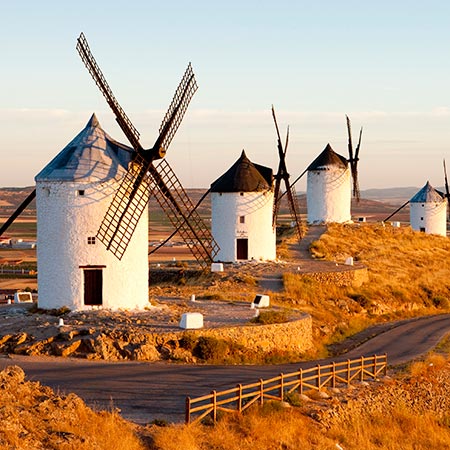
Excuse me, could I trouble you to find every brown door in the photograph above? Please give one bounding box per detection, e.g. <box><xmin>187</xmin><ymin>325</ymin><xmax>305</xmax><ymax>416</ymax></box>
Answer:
<box><xmin>84</xmin><ymin>269</ymin><xmax>103</xmax><ymax>306</ymax></box>
<box><xmin>236</xmin><ymin>238</ymin><xmax>248</xmax><ymax>260</ymax></box>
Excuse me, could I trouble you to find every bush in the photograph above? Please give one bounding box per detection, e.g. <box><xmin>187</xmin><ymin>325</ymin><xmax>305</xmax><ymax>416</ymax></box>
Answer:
<box><xmin>193</xmin><ymin>337</ymin><xmax>229</xmax><ymax>361</ymax></box>
<box><xmin>250</xmin><ymin>310</ymin><xmax>290</xmax><ymax>325</ymax></box>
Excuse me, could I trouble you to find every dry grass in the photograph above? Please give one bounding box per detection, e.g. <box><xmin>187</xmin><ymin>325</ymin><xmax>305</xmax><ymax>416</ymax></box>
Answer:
<box><xmin>152</xmin><ymin>354</ymin><xmax>450</xmax><ymax>450</ymax></box>
<box><xmin>0</xmin><ymin>366</ymin><xmax>146</xmax><ymax>450</ymax></box>
<box><xmin>280</xmin><ymin>223</ymin><xmax>450</xmax><ymax>353</ymax></box>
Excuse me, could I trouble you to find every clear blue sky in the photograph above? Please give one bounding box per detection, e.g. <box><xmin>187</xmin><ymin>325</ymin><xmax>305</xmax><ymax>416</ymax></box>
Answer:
<box><xmin>2</xmin><ymin>0</ymin><xmax>450</xmax><ymax>191</ymax></box>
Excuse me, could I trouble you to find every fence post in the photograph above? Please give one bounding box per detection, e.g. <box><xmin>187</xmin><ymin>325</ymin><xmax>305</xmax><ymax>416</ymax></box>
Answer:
<box><xmin>280</xmin><ymin>373</ymin><xmax>284</xmax><ymax>401</ymax></box>
<box><xmin>212</xmin><ymin>390</ymin><xmax>217</xmax><ymax>422</ymax></box>
<box><xmin>185</xmin><ymin>397</ymin><xmax>191</xmax><ymax>424</ymax></box>
<box><xmin>373</xmin><ymin>354</ymin><xmax>377</xmax><ymax>379</ymax></box>
<box><xmin>384</xmin><ymin>353</ymin><xmax>388</xmax><ymax>376</ymax></box>
<box><xmin>317</xmin><ymin>364</ymin><xmax>321</xmax><ymax>390</ymax></box>
<box><xmin>299</xmin><ymin>368</ymin><xmax>303</xmax><ymax>395</ymax></box>
<box><xmin>259</xmin><ymin>379</ymin><xmax>264</xmax><ymax>406</ymax></box>
<box><xmin>347</xmin><ymin>359</ymin><xmax>350</xmax><ymax>386</ymax></box>
<box><xmin>360</xmin><ymin>356</ymin><xmax>364</xmax><ymax>382</ymax></box>
<box><xmin>332</xmin><ymin>362</ymin><xmax>336</xmax><ymax>388</ymax></box>
<box><xmin>237</xmin><ymin>384</ymin><xmax>242</xmax><ymax>412</ymax></box>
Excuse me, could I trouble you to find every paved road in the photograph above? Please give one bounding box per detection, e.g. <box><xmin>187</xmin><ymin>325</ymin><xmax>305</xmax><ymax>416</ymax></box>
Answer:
<box><xmin>0</xmin><ymin>314</ymin><xmax>449</xmax><ymax>424</ymax></box>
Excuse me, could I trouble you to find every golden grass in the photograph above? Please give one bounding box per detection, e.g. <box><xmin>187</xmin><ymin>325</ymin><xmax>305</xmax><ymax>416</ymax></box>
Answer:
<box><xmin>279</xmin><ymin>224</ymin><xmax>450</xmax><ymax>353</ymax></box>
<box><xmin>152</xmin><ymin>355</ymin><xmax>450</xmax><ymax>450</ymax></box>
<box><xmin>0</xmin><ymin>366</ymin><xmax>146</xmax><ymax>450</ymax></box>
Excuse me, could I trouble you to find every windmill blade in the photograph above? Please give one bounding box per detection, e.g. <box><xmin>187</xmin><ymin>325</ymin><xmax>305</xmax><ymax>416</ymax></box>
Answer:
<box><xmin>444</xmin><ymin>159</ymin><xmax>450</xmax><ymax>199</ymax></box>
<box><xmin>355</xmin><ymin>126</ymin><xmax>363</xmax><ymax>161</ymax></box>
<box><xmin>444</xmin><ymin>159</ymin><xmax>450</xmax><ymax>220</ymax></box>
<box><xmin>96</xmin><ymin>154</ymin><xmax>151</xmax><ymax>259</ymax></box>
<box><xmin>383</xmin><ymin>200</ymin><xmax>410</xmax><ymax>223</ymax></box>
<box><xmin>154</xmin><ymin>63</ymin><xmax>198</xmax><ymax>157</ymax></box>
<box><xmin>346</xmin><ymin>116</ymin><xmax>361</xmax><ymax>201</ymax></box>
<box><xmin>284</xmin><ymin>182</ymin><xmax>303</xmax><ymax>239</ymax></box>
<box><xmin>0</xmin><ymin>190</ymin><xmax>36</xmax><ymax>238</ymax></box>
<box><xmin>346</xmin><ymin>115</ymin><xmax>353</xmax><ymax>162</ymax></box>
<box><xmin>271</xmin><ymin>106</ymin><xmax>285</xmax><ymax>224</ymax></box>
<box><xmin>76</xmin><ymin>32</ymin><xmax>142</xmax><ymax>152</ymax></box>
<box><xmin>149</xmin><ymin>188</ymin><xmax>211</xmax><ymax>256</ymax></box>
<box><xmin>149</xmin><ymin>159</ymin><xmax>219</xmax><ymax>267</ymax></box>
<box><xmin>97</xmin><ymin>153</ymin><xmax>219</xmax><ymax>266</ymax></box>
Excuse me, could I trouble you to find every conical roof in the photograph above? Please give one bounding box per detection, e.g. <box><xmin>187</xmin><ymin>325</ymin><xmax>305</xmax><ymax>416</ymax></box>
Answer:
<box><xmin>210</xmin><ymin>150</ymin><xmax>273</xmax><ymax>192</ymax></box>
<box><xmin>307</xmin><ymin>143</ymin><xmax>348</xmax><ymax>171</ymax></box>
<box><xmin>410</xmin><ymin>181</ymin><xmax>445</xmax><ymax>203</ymax></box>
<box><xmin>35</xmin><ymin>114</ymin><xmax>134</xmax><ymax>183</ymax></box>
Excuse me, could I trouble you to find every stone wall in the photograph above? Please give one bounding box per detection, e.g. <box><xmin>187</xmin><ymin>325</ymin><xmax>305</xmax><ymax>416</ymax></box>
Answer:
<box><xmin>301</xmin><ymin>266</ymin><xmax>368</xmax><ymax>288</ymax></box>
<box><xmin>192</xmin><ymin>313</ymin><xmax>313</xmax><ymax>353</ymax></box>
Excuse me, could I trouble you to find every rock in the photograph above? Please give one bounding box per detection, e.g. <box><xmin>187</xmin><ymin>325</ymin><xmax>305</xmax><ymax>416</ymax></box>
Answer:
<box><xmin>131</xmin><ymin>343</ymin><xmax>160</xmax><ymax>361</ymax></box>
<box><xmin>0</xmin><ymin>334</ymin><xmax>13</xmax><ymax>347</ymax></box>
<box><xmin>14</xmin><ymin>332</ymin><xmax>28</xmax><ymax>346</ymax></box>
<box><xmin>317</xmin><ymin>391</ymin><xmax>331</xmax><ymax>399</ymax></box>
<box><xmin>52</xmin><ymin>340</ymin><xmax>82</xmax><ymax>357</ymax></box>
<box><xmin>0</xmin><ymin>365</ymin><xmax>25</xmax><ymax>385</ymax></box>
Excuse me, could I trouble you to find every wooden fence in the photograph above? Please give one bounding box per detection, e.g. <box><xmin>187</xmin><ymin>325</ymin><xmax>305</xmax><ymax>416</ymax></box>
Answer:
<box><xmin>185</xmin><ymin>354</ymin><xmax>387</xmax><ymax>424</ymax></box>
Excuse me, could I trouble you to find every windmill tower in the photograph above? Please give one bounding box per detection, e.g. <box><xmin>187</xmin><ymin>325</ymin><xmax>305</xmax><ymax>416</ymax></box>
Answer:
<box><xmin>0</xmin><ymin>33</ymin><xmax>218</xmax><ymax>310</ymax></box>
<box><xmin>306</xmin><ymin>116</ymin><xmax>362</xmax><ymax>224</ymax></box>
<box><xmin>35</xmin><ymin>114</ymin><xmax>149</xmax><ymax>310</ymax></box>
<box><xmin>410</xmin><ymin>181</ymin><xmax>447</xmax><ymax>236</ymax></box>
<box><xmin>210</xmin><ymin>151</ymin><xmax>275</xmax><ymax>262</ymax></box>
<box><xmin>271</xmin><ymin>106</ymin><xmax>303</xmax><ymax>239</ymax></box>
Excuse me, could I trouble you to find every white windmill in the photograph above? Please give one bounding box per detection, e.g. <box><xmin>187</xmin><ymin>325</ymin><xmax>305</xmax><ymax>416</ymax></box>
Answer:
<box><xmin>306</xmin><ymin>117</ymin><xmax>362</xmax><ymax>224</ymax></box>
<box><xmin>410</xmin><ymin>182</ymin><xmax>447</xmax><ymax>236</ymax></box>
<box><xmin>0</xmin><ymin>33</ymin><xmax>217</xmax><ymax>310</ymax></box>
<box><xmin>210</xmin><ymin>150</ymin><xmax>275</xmax><ymax>262</ymax></box>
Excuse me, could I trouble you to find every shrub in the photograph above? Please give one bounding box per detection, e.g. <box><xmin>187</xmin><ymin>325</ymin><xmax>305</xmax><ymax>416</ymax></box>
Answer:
<box><xmin>193</xmin><ymin>337</ymin><xmax>229</xmax><ymax>361</ymax></box>
<box><xmin>250</xmin><ymin>310</ymin><xmax>290</xmax><ymax>325</ymax></box>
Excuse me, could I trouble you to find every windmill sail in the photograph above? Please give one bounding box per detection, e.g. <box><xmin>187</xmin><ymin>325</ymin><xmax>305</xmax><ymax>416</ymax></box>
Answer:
<box><xmin>0</xmin><ymin>190</ymin><xmax>36</xmax><ymax>238</ymax></box>
<box><xmin>77</xmin><ymin>32</ymin><xmax>218</xmax><ymax>266</ymax></box>
<box><xmin>271</xmin><ymin>105</ymin><xmax>303</xmax><ymax>239</ymax></box>
<box><xmin>346</xmin><ymin>115</ymin><xmax>362</xmax><ymax>201</ymax></box>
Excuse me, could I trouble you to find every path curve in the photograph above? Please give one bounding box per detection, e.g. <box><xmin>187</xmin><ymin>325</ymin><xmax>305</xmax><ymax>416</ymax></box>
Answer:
<box><xmin>0</xmin><ymin>313</ymin><xmax>449</xmax><ymax>424</ymax></box>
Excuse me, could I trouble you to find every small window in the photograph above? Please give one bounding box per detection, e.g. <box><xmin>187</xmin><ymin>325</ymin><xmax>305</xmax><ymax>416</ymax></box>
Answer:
<box><xmin>87</xmin><ymin>236</ymin><xmax>96</xmax><ymax>245</ymax></box>
<box><xmin>239</xmin><ymin>216</ymin><xmax>245</xmax><ymax>224</ymax></box>
<box><xmin>78</xmin><ymin>190</ymin><xmax>85</xmax><ymax>196</ymax></box>
<box><xmin>240</xmin><ymin>192</ymin><xmax>244</xmax><ymax>196</ymax></box>
<box><xmin>420</xmin><ymin>217</ymin><xmax>424</xmax><ymax>221</ymax></box>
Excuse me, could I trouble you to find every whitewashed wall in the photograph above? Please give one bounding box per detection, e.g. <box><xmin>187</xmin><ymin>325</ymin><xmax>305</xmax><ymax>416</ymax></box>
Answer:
<box><xmin>410</xmin><ymin>201</ymin><xmax>447</xmax><ymax>237</ymax></box>
<box><xmin>307</xmin><ymin>167</ymin><xmax>351</xmax><ymax>224</ymax></box>
<box><xmin>36</xmin><ymin>180</ymin><xmax>149</xmax><ymax>311</ymax></box>
<box><xmin>211</xmin><ymin>191</ymin><xmax>276</xmax><ymax>262</ymax></box>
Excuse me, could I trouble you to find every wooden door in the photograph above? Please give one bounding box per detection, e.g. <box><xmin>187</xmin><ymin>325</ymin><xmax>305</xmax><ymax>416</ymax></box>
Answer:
<box><xmin>84</xmin><ymin>269</ymin><xmax>103</xmax><ymax>306</ymax></box>
<box><xmin>236</xmin><ymin>238</ymin><xmax>248</xmax><ymax>260</ymax></box>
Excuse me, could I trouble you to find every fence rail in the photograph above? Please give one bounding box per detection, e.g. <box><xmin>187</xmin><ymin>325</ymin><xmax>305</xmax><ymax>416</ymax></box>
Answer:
<box><xmin>185</xmin><ymin>354</ymin><xmax>387</xmax><ymax>424</ymax></box>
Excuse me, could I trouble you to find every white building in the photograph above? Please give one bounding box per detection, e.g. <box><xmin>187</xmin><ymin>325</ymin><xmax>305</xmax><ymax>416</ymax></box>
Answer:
<box><xmin>35</xmin><ymin>114</ymin><xmax>149</xmax><ymax>311</ymax></box>
<box><xmin>210</xmin><ymin>150</ymin><xmax>276</xmax><ymax>262</ymax></box>
<box><xmin>410</xmin><ymin>181</ymin><xmax>447</xmax><ymax>237</ymax></box>
<box><xmin>306</xmin><ymin>143</ymin><xmax>351</xmax><ymax>224</ymax></box>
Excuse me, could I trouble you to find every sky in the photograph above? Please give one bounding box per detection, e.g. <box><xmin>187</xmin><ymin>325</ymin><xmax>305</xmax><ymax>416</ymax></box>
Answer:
<box><xmin>2</xmin><ymin>0</ymin><xmax>450</xmax><ymax>191</ymax></box>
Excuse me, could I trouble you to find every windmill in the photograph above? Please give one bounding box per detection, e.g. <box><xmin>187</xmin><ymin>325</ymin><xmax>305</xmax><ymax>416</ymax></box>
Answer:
<box><xmin>346</xmin><ymin>115</ymin><xmax>363</xmax><ymax>202</ymax></box>
<box><xmin>271</xmin><ymin>106</ymin><xmax>303</xmax><ymax>239</ymax></box>
<box><xmin>75</xmin><ymin>33</ymin><xmax>218</xmax><ymax>267</ymax></box>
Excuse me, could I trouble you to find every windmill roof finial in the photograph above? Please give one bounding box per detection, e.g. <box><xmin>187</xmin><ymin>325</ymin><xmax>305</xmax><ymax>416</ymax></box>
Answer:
<box><xmin>87</xmin><ymin>113</ymin><xmax>100</xmax><ymax>128</ymax></box>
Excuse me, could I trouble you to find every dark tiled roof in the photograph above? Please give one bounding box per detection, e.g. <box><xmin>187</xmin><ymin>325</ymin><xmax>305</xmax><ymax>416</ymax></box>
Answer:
<box><xmin>210</xmin><ymin>150</ymin><xmax>273</xmax><ymax>192</ymax></box>
<box><xmin>307</xmin><ymin>143</ymin><xmax>348</xmax><ymax>171</ymax></box>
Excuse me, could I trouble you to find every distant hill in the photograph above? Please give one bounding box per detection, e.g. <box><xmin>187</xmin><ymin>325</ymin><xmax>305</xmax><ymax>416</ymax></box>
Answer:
<box><xmin>0</xmin><ymin>185</ymin><xmax>419</xmax><ymax>224</ymax></box>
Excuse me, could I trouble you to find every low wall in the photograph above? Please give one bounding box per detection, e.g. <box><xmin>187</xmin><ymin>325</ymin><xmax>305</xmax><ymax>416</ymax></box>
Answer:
<box><xmin>192</xmin><ymin>313</ymin><xmax>313</xmax><ymax>353</ymax></box>
<box><xmin>301</xmin><ymin>266</ymin><xmax>368</xmax><ymax>288</ymax></box>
